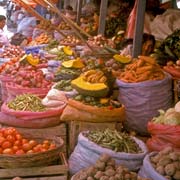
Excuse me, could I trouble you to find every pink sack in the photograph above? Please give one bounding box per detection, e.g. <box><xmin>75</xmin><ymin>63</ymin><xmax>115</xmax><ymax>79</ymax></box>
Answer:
<box><xmin>1</xmin><ymin>102</ymin><xmax>65</xmax><ymax>120</ymax></box>
<box><xmin>6</xmin><ymin>82</ymin><xmax>51</xmax><ymax>99</ymax></box>
<box><xmin>0</xmin><ymin>112</ymin><xmax>62</xmax><ymax>128</ymax></box>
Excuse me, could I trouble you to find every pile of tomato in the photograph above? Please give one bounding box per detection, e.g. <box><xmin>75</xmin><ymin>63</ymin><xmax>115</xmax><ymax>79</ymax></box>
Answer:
<box><xmin>0</xmin><ymin>127</ymin><xmax>56</xmax><ymax>155</ymax></box>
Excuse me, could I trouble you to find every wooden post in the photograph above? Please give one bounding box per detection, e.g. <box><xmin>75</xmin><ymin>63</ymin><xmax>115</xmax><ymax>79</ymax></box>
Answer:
<box><xmin>98</xmin><ymin>0</ymin><xmax>108</xmax><ymax>35</ymax></box>
<box><xmin>132</xmin><ymin>0</ymin><xmax>146</xmax><ymax>58</ymax></box>
<box><xmin>76</xmin><ymin>0</ymin><xmax>83</xmax><ymax>25</ymax></box>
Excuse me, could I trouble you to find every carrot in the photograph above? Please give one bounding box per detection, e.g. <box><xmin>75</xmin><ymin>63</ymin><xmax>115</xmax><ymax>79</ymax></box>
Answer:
<box><xmin>136</xmin><ymin>65</ymin><xmax>153</xmax><ymax>75</ymax></box>
<box><xmin>137</xmin><ymin>59</ymin><xmax>145</xmax><ymax>67</ymax></box>
<box><xmin>135</xmin><ymin>71</ymin><xmax>152</xmax><ymax>82</ymax></box>
<box><xmin>138</xmin><ymin>55</ymin><xmax>156</xmax><ymax>65</ymax></box>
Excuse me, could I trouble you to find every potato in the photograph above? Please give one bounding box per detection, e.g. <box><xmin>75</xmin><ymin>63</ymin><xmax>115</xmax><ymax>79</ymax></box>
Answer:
<box><xmin>158</xmin><ymin>157</ymin><xmax>172</xmax><ymax>166</ymax></box>
<box><xmin>79</xmin><ymin>172</ymin><xmax>88</xmax><ymax>180</ymax></box>
<box><xmin>99</xmin><ymin>153</ymin><xmax>111</xmax><ymax>163</ymax></box>
<box><xmin>99</xmin><ymin>176</ymin><xmax>109</xmax><ymax>180</ymax></box>
<box><xmin>86</xmin><ymin>166</ymin><xmax>97</xmax><ymax>176</ymax></box>
<box><xmin>169</xmin><ymin>152</ymin><xmax>179</xmax><ymax>161</ymax></box>
<box><xmin>159</xmin><ymin>147</ymin><xmax>173</xmax><ymax>155</ymax></box>
<box><xmin>94</xmin><ymin>171</ymin><xmax>104</xmax><ymax>179</ymax></box>
<box><xmin>95</xmin><ymin>160</ymin><xmax>106</xmax><ymax>171</ymax></box>
<box><xmin>109</xmin><ymin>176</ymin><xmax>116</xmax><ymax>180</ymax></box>
<box><xmin>164</xmin><ymin>175</ymin><xmax>172</xmax><ymax>180</ymax></box>
<box><xmin>156</xmin><ymin>166</ymin><xmax>165</xmax><ymax>175</ymax></box>
<box><xmin>173</xmin><ymin>161</ymin><xmax>180</xmax><ymax>170</ymax></box>
<box><xmin>105</xmin><ymin>165</ymin><xmax>114</xmax><ymax>171</ymax></box>
<box><xmin>87</xmin><ymin>177</ymin><xmax>94</xmax><ymax>180</ymax></box>
<box><xmin>104</xmin><ymin>169</ymin><xmax>116</xmax><ymax>177</ymax></box>
<box><xmin>173</xmin><ymin>170</ymin><xmax>180</xmax><ymax>180</ymax></box>
<box><xmin>106</xmin><ymin>159</ymin><xmax>116</xmax><ymax>167</ymax></box>
<box><xmin>165</xmin><ymin>163</ymin><xmax>176</xmax><ymax>176</ymax></box>
<box><xmin>124</xmin><ymin>173</ymin><xmax>131</xmax><ymax>180</ymax></box>
<box><xmin>150</xmin><ymin>155</ymin><xmax>161</xmax><ymax>164</ymax></box>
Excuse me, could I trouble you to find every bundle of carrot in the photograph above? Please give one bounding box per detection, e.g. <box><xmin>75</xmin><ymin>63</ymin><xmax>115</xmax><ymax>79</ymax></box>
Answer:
<box><xmin>118</xmin><ymin>56</ymin><xmax>165</xmax><ymax>83</ymax></box>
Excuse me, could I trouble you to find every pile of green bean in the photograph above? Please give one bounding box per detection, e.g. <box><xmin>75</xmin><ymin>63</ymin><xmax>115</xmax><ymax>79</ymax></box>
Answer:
<box><xmin>85</xmin><ymin>129</ymin><xmax>142</xmax><ymax>153</ymax></box>
<box><xmin>7</xmin><ymin>94</ymin><xmax>46</xmax><ymax>112</ymax></box>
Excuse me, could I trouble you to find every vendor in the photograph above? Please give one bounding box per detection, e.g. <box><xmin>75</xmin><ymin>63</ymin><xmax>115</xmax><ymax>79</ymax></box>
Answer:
<box><xmin>0</xmin><ymin>15</ymin><xmax>9</xmax><ymax>47</ymax></box>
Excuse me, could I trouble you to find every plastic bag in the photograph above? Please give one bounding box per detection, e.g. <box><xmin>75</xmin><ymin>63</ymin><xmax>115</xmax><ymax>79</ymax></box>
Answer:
<box><xmin>0</xmin><ymin>112</ymin><xmax>61</xmax><ymax>128</ymax></box>
<box><xmin>138</xmin><ymin>152</ymin><xmax>166</xmax><ymax>180</ymax></box>
<box><xmin>6</xmin><ymin>82</ymin><xmax>50</xmax><ymax>99</ymax></box>
<box><xmin>69</xmin><ymin>132</ymin><xmax>148</xmax><ymax>175</ymax></box>
<box><xmin>42</xmin><ymin>97</ymin><xmax>66</xmax><ymax>108</ymax></box>
<box><xmin>146</xmin><ymin>122</ymin><xmax>180</xmax><ymax>151</ymax></box>
<box><xmin>1</xmin><ymin>102</ymin><xmax>64</xmax><ymax>120</ymax></box>
<box><xmin>116</xmin><ymin>74</ymin><xmax>172</xmax><ymax>135</ymax></box>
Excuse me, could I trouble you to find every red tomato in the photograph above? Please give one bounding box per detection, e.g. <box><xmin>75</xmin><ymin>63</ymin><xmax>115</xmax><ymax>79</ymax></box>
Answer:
<box><xmin>3</xmin><ymin>148</ymin><xmax>14</xmax><ymax>155</ymax></box>
<box><xmin>43</xmin><ymin>140</ymin><xmax>50</xmax><ymax>145</ymax></box>
<box><xmin>0</xmin><ymin>137</ymin><xmax>6</xmax><ymax>146</ymax></box>
<box><xmin>6</xmin><ymin>135</ymin><xmax>16</xmax><ymax>143</ymax></box>
<box><xmin>26</xmin><ymin>150</ymin><xmax>34</xmax><ymax>154</ymax></box>
<box><xmin>42</xmin><ymin>143</ymin><xmax>49</xmax><ymax>150</ymax></box>
<box><xmin>0</xmin><ymin>147</ymin><xmax>3</xmax><ymax>154</ymax></box>
<box><xmin>15</xmin><ymin>134</ymin><xmax>22</xmax><ymax>140</ymax></box>
<box><xmin>12</xmin><ymin>145</ymin><xmax>19</xmax><ymax>152</ymax></box>
<box><xmin>2</xmin><ymin>141</ymin><xmax>12</xmax><ymax>149</ymax></box>
<box><xmin>40</xmin><ymin>148</ymin><xmax>47</xmax><ymax>152</ymax></box>
<box><xmin>14</xmin><ymin>140</ymin><xmax>22</xmax><ymax>147</ymax></box>
<box><xmin>29</xmin><ymin>140</ymin><xmax>37</xmax><ymax>148</ymax></box>
<box><xmin>15</xmin><ymin>149</ymin><xmax>25</xmax><ymax>155</ymax></box>
<box><xmin>22</xmin><ymin>143</ymin><xmax>32</xmax><ymax>152</ymax></box>
<box><xmin>49</xmin><ymin>143</ymin><xmax>56</xmax><ymax>150</ymax></box>
<box><xmin>3</xmin><ymin>127</ymin><xmax>16</xmax><ymax>137</ymax></box>
<box><xmin>22</xmin><ymin>139</ymin><xmax>28</xmax><ymax>144</ymax></box>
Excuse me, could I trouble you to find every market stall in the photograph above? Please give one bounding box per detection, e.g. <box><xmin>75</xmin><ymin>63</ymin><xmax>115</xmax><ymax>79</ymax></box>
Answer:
<box><xmin>0</xmin><ymin>0</ymin><xmax>179</xmax><ymax>180</ymax></box>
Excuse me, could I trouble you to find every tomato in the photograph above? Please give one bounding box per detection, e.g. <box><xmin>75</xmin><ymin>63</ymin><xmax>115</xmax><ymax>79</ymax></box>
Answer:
<box><xmin>0</xmin><ymin>137</ymin><xmax>6</xmax><ymax>146</ymax></box>
<box><xmin>2</xmin><ymin>141</ymin><xmax>12</xmax><ymax>149</ymax></box>
<box><xmin>3</xmin><ymin>148</ymin><xmax>14</xmax><ymax>155</ymax></box>
<box><xmin>33</xmin><ymin>144</ymin><xmax>42</xmax><ymax>153</ymax></box>
<box><xmin>15</xmin><ymin>134</ymin><xmax>22</xmax><ymax>140</ymax></box>
<box><xmin>3</xmin><ymin>127</ymin><xmax>16</xmax><ymax>137</ymax></box>
<box><xmin>40</xmin><ymin>148</ymin><xmax>47</xmax><ymax>152</ymax></box>
<box><xmin>14</xmin><ymin>140</ymin><xmax>22</xmax><ymax>147</ymax></box>
<box><xmin>12</xmin><ymin>145</ymin><xmax>19</xmax><ymax>152</ymax></box>
<box><xmin>15</xmin><ymin>149</ymin><xmax>25</xmax><ymax>155</ymax></box>
<box><xmin>6</xmin><ymin>135</ymin><xmax>16</xmax><ymax>143</ymax></box>
<box><xmin>26</xmin><ymin>150</ymin><xmax>34</xmax><ymax>154</ymax></box>
<box><xmin>43</xmin><ymin>140</ymin><xmax>50</xmax><ymax>145</ymax></box>
<box><xmin>42</xmin><ymin>143</ymin><xmax>49</xmax><ymax>150</ymax></box>
<box><xmin>0</xmin><ymin>132</ymin><xmax>4</xmax><ymax>137</ymax></box>
<box><xmin>0</xmin><ymin>147</ymin><xmax>3</xmax><ymax>154</ymax></box>
<box><xmin>22</xmin><ymin>143</ymin><xmax>32</xmax><ymax>152</ymax></box>
<box><xmin>22</xmin><ymin>139</ymin><xmax>28</xmax><ymax>144</ymax></box>
<box><xmin>29</xmin><ymin>140</ymin><xmax>37</xmax><ymax>148</ymax></box>
<box><xmin>49</xmin><ymin>143</ymin><xmax>56</xmax><ymax>150</ymax></box>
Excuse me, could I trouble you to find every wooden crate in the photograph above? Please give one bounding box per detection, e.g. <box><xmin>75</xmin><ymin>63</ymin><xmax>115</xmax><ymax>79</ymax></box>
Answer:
<box><xmin>68</xmin><ymin>121</ymin><xmax>122</xmax><ymax>154</ymax></box>
<box><xmin>0</xmin><ymin>123</ymin><xmax>68</xmax><ymax>156</ymax></box>
<box><xmin>0</xmin><ymin>153</ymin><xmax>68</xmax><ymax>180</ymax></box>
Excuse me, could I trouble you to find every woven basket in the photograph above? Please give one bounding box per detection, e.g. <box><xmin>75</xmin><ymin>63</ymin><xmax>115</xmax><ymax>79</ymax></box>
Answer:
<box><xmin>0</xmin><ymin>135</ymin><xmax>64</xmax><ymax>169</ymax></box>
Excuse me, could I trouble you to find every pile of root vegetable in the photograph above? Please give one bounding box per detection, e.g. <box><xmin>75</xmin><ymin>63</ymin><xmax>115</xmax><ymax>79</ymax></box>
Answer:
<box><xmin>150</xmin><ymin>147</ymin><xmax>180</xmax><ymax>180</ymax></box>
<box><xmin>73</xmin><ymin>153</ymin><xmax>151</xmax><ymax>180</ymax></box>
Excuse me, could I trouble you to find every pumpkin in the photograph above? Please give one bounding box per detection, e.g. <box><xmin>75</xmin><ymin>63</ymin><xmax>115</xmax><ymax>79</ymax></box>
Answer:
<box><xmin>62</xmin><ymin>58</ymin><xmax>84</xmax><ymax>68</ymax></box>
<box><xmin>71</xmin><ymin>76</ymin><xmax>109</xmax><ymax>97</ymax></box>
<box><xmin>113</xmin><ymin>54</ymin><xmax>131</xmax><ymax>63</ymax></box>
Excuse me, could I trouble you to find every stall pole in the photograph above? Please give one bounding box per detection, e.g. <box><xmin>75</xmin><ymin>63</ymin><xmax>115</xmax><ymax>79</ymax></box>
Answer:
<box><xmin>132</xmin><ymin>0</ymin><xmax>146</xmax><ymax>58</ymax></box>
<box><xmin>64</xmin><ymin>0</ymin><xmax>70</xmax><ymax>8</ymax></box>
<box><xmin>76</xmin><ymin>0</ymin><xmax>83</xmax><ymax>25</ymax></box>
<box><xmin>98</xmin><ymin>0</ymin><xmax>108</xmax><ymax>35</ymax></box>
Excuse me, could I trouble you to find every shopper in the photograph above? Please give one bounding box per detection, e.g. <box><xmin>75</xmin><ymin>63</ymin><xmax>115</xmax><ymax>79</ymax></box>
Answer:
<box><xmin>0</xmin><ymin>15</ymin><xmax>9</xmax><ymax>47</ymax></box>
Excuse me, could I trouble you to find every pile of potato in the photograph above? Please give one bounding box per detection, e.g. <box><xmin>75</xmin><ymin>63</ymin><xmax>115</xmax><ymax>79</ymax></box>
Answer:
<box><xmin>73</xmin><ymin>153</ymin><xmax>151</xmax><ymax>180</ymax></box>
<box><xmin>150</xmin><ymin>147</ymin><xmax>180</xmax><ymax>180</ymax></box>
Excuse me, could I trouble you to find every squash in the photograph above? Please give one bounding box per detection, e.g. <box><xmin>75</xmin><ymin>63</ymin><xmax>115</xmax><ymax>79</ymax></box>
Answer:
<box><xmin>62</xmin><ymin>58</ymin><xmax>84</xmax><ymax>68</ymax></box>
<box><xmin>71</xmin><ymin>76</ymin><xmax>109</xmax><ymax>97</ymax></box>
<box><xmin>63</xmin><ymin>46</ymin><xmax>73</xmax><ymax>55</ymax></box>
<box><xmin>26</xmin><ymin>54</ymin><xmax>39</xmax><ymax>66</ymax></box>
<box><xmin>113</xmin><ymin>54</ymin><xmax>131</xmax><ymax>63</ymax></box>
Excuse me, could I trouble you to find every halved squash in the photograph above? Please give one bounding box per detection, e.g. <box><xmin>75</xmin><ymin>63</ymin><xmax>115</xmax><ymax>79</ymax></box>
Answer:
<box><xmin>113</xmin><ymin>54</ymin><xmax>131</xmax><ymax>64</ymax></box>
<box><xmin>71</xmin><ymin>76</ymin><xmax>109</xmax><ymax>97</ymax></box>
<box><xmin>62</xmin><ymin>58</ymin><xmax>84</xmax><ymax>68</ymax></box>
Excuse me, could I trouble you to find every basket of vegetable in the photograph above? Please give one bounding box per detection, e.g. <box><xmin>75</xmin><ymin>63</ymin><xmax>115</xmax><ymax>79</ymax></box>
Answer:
<box><xmin>139</xmin><ymin>147</ymin><xmax>180</xmax><ymax>180</ymax></box>
<box><xmin>0</xmin><ymin>127</ymin><xmax>64</xmax><ymax>168</ymax></box>
<box><xmin>71</xmin><ymin>153</ymin><xmax>151</xmax><ymax>180</ymax></box>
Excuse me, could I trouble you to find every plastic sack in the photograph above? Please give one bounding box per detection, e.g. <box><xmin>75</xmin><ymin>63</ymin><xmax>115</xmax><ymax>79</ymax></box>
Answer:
<box><xmin>69</xmin><ymin>132</ymin><xmax>148</xmax><ymax>175</ymax></box>
<box><xmin>138</xmin><ymin>152</ymin><xmax>166</xmax><ymax>180</ymax></box>
<box><xmin>60</xmin><ymin>99</ymin><xmax>125</xmax><ymax>123</ymax></box>
<box><xmin>6</xmin><ymin>82</ymin><xmax>50</xmax><ymax>99</ymax></box>
<box><xmin>0</xmin><ymin>75</ymin><xmax>13</xmax><ymax>102</ymax></box>
<box><xmin>0</xmin><ymin>112</ymin><xmax>61</xmax><ymax>128</ymax></box>
<box><xmin>42</xmin><ymin>97</ymin><xmax>66</xmax><ymax>108</ymax></box>
<box><xmin>146</xmin><ymin>122</ymin><xmax>180</xmax><ymax>152</ymax></box>
<box><xmin>1</xmin><ymin>102</ymin><xmax>64</xmax><ymax>120</ymax></box>
<box><xmin>116</xmin><ymin>74</ymin><xmax>172</xmax><ymax>135</ymax></box>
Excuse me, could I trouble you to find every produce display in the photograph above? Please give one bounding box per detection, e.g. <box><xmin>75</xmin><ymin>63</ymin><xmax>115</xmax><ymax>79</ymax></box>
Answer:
<box><xmin>84</xmin><ymin>129</ymin><xmax>141</xmax><ymax>153</ymax></box>
<box><xmin>53</xmin><ymin>79</ymin><xmax>73</xmax><ymax>91</ymax></box>
<box><xmin>73</xmin><ymin>95</ymin><xmax>121</xmax><ymax>108</ymax></box>
<box><xmin>28</xmin><ymin>33</ymin><xmax>52</xmax><ymax>46</ymax></box>
<box><xmin>118</xmin><ymin>56</ymin><xmax>165</xmax><ymax>83</ymax></box>
<box><xmin>59</xmin><ymin>35</ymin><xmax>82</xmax><ymax>45</ymax></box>
<box><xmin>163</xmin><ymin>60</ymin><xmax>180</xmax><ymax>78</ymax></box>
<box><xmin>73</xmin><ymin>153</ymin><xmax>151</xmax><ymax>180</ymax></box>
<box><xmin>36</xmin><ymin>20</ymin><xmax>54</xmax><ymax>31</ymax></box>
<box><xmin>0</xmin><ymin>45</ymin><xmax>25</xmax><ymax>58</ymax></box>
<box><xmin>0</xmin><ymin>127</ymin><xmax>56</xmax><ymax>155</ymax></box>
<box><xmin>151</xmin><ymin>29</ymin><xmax>180</xmax><ymax>65</ymax></box>
<box><xmin>7</xmin><ymin>94</ymin><xmax>46</xmax><ymax>112</ymax></box>
<box><xmin>62</xmin><ymin>58</ymin><xmax>85</xmax><ymax>69</ymax></box>
<box><xmin>152</xmin><ymin>101</ymin><xmax>180</xmax><ymax>125</ymax></box>
<box><xmin>150</xmin><ymin>147</ymin><xmax>180</xmax><ymax>180</ymax></box>
<box><xmin>57</xmin><ymin>21</ymin><xmax>71</xmax><ymax>30</ymax></box>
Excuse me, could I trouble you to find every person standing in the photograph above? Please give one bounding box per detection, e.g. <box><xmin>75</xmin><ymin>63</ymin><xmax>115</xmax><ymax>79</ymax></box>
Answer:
<box><xmin>0</xmin><ymin>15</ymin><xmax>9</xmax><ymax>47</ymax></box>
